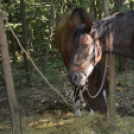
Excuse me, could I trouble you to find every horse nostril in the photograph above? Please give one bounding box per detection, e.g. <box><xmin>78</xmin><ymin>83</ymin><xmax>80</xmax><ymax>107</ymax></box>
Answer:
<box><xmin>73</xmin><ymin>75</ymin><xmax>77</xmax><ymax>82</ymax></box>
<box><xmin>68</xmin><ymin>72</ymin><xmax>80</xmax><ymax>85</ymax></box>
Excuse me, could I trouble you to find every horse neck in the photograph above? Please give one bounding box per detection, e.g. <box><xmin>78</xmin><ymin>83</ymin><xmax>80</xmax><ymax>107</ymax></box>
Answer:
<box><xmin>98</xmin><ymin>15</ymin><xmax>134</xmax><ymax>59</ymax></box>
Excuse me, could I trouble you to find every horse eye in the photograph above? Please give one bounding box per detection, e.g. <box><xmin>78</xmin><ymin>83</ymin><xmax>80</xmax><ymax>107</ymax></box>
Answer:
<box><xmin>83</xmin><ymin>44</ymin><xmax>88</xmax><ymax>49</ymax></box>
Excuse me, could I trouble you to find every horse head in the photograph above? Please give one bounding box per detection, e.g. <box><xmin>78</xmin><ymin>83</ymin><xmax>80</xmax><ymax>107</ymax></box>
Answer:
<box><xmin>68</xmin><ymin>19</ymin><xmax>102</xmax><ymax>86</ymax></box>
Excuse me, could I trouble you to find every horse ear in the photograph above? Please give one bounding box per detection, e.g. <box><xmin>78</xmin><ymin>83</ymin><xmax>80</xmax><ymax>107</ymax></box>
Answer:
<box><xmin>85</xmin><ymin>19</ymin><xmax>92</xmax><ymax>32</ymax></box>
<box><xmin>68</xmin><ymin>20</ymin><xmax>75</xmax><ymax>29</ymax></box>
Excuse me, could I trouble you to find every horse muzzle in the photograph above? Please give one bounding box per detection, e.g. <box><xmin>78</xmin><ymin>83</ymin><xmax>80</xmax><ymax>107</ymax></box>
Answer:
<box><xmin>68</xmin><ymin>71</ymin><xmax>82</xmax><ymax>86</ymax></box>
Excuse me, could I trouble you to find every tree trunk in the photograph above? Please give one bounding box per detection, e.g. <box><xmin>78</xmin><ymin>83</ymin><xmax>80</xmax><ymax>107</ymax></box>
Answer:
<box><xmin>114</xmin><ymin>0</ymin><xmax>120</xmax><ymax>12</ymax></box>
<box><xmin>9</xmin><ymin>14</ymin><xmax>20</xmax><ymax>62</ymax></box>
<box><xmin>0</xmin><ymin>2</ymin><xmax>21</xmax><ymax>134</ymax></box>
<box><xmin>93</xmin><ymin>0</ymin><xmax>97</xmax><ymax>19</ymax></box>
<box><xmin>98</xmin><ymin>0</ymin><xmax>102</xmax><ymax>19</ymax></box>
<box><xmin>103</xmin><ymin>0</ymin><xmax>109</xmax><ymax>16</ymax></box>
<box><xmin>103</xmin><ymin>0</ymin><xmax>116</xmax><ymax>132</ymax></box>
<box><xmin>44</xmin><ymin>0</ymin><xmax>56</xmax><ymax>87</ymax></box>
<box><xmin>20</xmin><ymin>0</ymin><xmax>32</xmax><ymax>83</ymax></box>
<box><xmin>4</xmin><ymin>0</ymin><xmax>18</xmax><ymax>62</ymax></box>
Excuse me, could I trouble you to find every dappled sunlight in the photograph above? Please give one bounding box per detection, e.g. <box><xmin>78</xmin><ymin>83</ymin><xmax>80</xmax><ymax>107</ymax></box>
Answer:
<box><xmin>22</xmin><ymin>111</ymin><xmax>95</xmax><ymax>134</ymax></box>
<box><xmin>0</xmin><ymin>125</ymin><xmax>11</xmax><ymax>129</ymax></box>
<box><xmin>1</xmin><ymin>110</ymin><xmax>134</xmax><ymax>134</ymax></box>
<box><xmin>27</xmin><ymin>111</ymin><xmax>79</xmax><ymax>129</ymax></box>
<box><xmin>29</xmin><ymin>118</ymin><xmax>73</xmax><ymax>128</ymax></box>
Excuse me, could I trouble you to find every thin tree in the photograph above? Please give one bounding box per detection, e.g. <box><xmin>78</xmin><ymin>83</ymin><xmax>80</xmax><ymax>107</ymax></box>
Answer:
<box><xmin>103</xmin><ymin>0</ymin><xmax>116</xmax><ymax>132</ymax></box>
<box><xmin>0</xmin><ymin>1</ymin><xmax>21</xmax><ymax>134</ymax></box>
<box><xmin>44</xmin><ymin>0</ymin><xmax>56</xmax><ymax>86</ymax></box>
<box><xmin>4</xmin><ymin>0</ymin><xmax>18</xmax><ymax>61</ymax></box>
<box><xmin>20</xmin><ymin>0</ymin><xmax>32</xmax><ymax>83</ymax></box>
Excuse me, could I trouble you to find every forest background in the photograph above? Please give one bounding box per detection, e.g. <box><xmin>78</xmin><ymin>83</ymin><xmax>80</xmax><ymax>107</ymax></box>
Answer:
<box><xmin>0</xmin><ymin>0</ymin><xmax>134</xmax><ymax>89</ymax></box>
<box><xmin>1</xmin><ymin>0</ymin><xmax>134</xmax><ymax>134</ymax></box>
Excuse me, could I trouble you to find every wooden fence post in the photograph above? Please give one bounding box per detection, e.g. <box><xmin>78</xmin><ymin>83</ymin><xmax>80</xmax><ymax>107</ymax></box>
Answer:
<box><xmin>0</xmin><ymin>2</ymin><xmax>21</xmax><ymax>134</ymax></box>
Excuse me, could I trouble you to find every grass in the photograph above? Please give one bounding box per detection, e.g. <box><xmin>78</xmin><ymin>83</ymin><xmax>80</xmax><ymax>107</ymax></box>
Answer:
<box><xmin>1</xmin><ymin>110</ymin><xmax>134</xmax><ymax>134</ymax></box>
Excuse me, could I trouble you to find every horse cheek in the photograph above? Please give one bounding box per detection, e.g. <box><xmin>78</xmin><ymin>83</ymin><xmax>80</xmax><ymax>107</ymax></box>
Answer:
<box><xmin>95</xmin><ymin>53</ymin><xmax>102</xmax><ymax>65</ymax></box>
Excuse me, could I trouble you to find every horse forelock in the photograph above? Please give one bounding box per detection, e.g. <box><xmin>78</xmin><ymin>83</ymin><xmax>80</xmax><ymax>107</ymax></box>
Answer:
<box><xmin>70</xmin><ymin>24</ymin><xmax>89</xmax><ymax>45</ymax></box>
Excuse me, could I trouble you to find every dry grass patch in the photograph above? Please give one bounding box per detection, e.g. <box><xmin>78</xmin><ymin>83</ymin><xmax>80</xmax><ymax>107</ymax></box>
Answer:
<box><xmin>1</xmin><ymin>110</ymin><xmax>134</xmax><ymax>134</ymax></box>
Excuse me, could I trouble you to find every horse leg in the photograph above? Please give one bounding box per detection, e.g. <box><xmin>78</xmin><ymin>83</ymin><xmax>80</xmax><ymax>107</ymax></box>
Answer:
<box><xmin>74</xmin><ymin>96</ymin><xmax>82</xmax><ymax>116</ymax></box>
<box><xmin>101</xmin><ymin>89</ymin><xmax>108</xmax><ymax>116</ymax></box>
<box><xmin>82</xmin><ymin>86</ymin><xmax>94</xmax><ymax>116</ymax></box>
<box><xmin>88</xmin><ymin>105</ymin><xmax>94</xmax><ymax>117</ymax></box>
<box><xmin>74</xmin><ymin>87</ymin><xmax>82</xmax><ymax>116</ymax></box>
<box><xmin>103</xmin><ymin>89</ymin><xmax>107</xmax><ymax>104</ymax></box>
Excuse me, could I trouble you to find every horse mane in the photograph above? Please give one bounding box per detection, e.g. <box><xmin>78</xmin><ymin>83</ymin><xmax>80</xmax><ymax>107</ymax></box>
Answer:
<box><xmin>56</xmin><ymin>12</ymin><xmax>71</xmax><ymax>30</ymax></box>
<box><xmin>56</xmin><ymin>7</ymin><xmax>95</xmax><ymax>30</ymax></box>
<box><xmin>70</xmin><ymin>7</ymin><xmax>95</xmax><ymax>23</ymax></box>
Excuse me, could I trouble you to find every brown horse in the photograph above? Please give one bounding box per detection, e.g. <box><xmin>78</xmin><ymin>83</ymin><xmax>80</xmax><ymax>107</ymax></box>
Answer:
<box><xmin>68</xmin><ymin>11</ymin><xmax>134</xmax><ymax>87</ymax></box>
<box><xmin>56</xmin><ymin>8</ymin><xmax>109</xmax><ymax>115</ymax></box>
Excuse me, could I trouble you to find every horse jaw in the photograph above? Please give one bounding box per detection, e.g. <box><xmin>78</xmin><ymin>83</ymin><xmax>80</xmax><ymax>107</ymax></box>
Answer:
<box><xmin>80</xmin><ymin>65</ymin><xmax>94</xmax><ymax>86</ymax></box>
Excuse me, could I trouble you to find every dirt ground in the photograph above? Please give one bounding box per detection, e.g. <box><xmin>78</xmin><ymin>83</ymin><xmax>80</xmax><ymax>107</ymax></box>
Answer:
<box><xmin>1</xmin><ymin>71</ymin><xmax>134</xmax><ymax>133</ymax></box>
<box><xmin>0</xmin><ymin>77</ymin><xmax>71</xmax><ymax>122</ymax></box>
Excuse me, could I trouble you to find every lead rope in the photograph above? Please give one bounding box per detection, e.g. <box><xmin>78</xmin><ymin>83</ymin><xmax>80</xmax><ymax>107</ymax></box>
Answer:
<box><xmin>84</xmin><ymin>54</ymin><xmax>108</xmax><ymax>99</ymax></box>
<box><xmin>3</xmin><ymin>11</ymin><xmax>84</xmax><ymax>110</ymax></box>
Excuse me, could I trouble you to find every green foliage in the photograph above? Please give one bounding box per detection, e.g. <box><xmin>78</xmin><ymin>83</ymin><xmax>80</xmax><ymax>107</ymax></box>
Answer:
<box><xmin>103</xmin><ymin>129</ymin><xmax>110</xmax><ymax>134</ymax></box>
<box><xmin>0</xmin><ymin>86</ymin><xmax>6</xmax><ymax>93</ymax></box>
<box><xmin>118</xmin><ymin>81</ymin><xmax>123</xmax><ymax>86</ymax></box>
<box><xmin>1</xmin><ymin>0</ymin><xmax>122</xmax><ymax>61</ymax></box>
<box><xmin>120</xmin><ymin>6</ymin><xmax>133</xmax><ymax>13</ymax></box>
<box><xmin>1</xmin><ymin>0</ymin><xmax>134</xmax><ymax>89</ymax></box>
